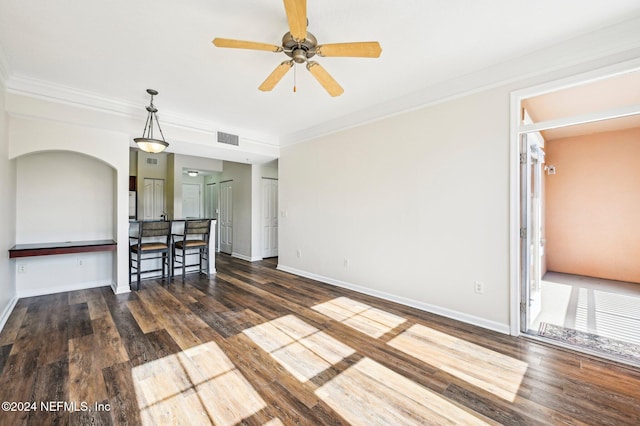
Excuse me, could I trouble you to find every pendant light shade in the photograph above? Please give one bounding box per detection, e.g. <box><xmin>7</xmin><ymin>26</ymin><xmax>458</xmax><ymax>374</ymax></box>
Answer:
<box><xmin>134</xmin><ymin>89</ymin><xmax>169</xmax><ymax>153</ymax></box>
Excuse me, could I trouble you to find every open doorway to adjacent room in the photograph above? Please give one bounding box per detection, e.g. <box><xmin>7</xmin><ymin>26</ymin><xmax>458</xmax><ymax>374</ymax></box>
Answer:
<box><xmin>512</xmin><ymin>63</ymin><xmax>640</xmax><ymax>364</ymax></box>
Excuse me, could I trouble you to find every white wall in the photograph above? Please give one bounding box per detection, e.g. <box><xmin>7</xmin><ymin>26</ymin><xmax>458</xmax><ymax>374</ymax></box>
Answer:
<box><xmin>279</xmin><ymin>88</ymin><xmax>510</xmax><ymax>330</ymax></box>
<box><xmin>278</xmin><ymin>52</ymin><xmax>640</xmax><ymax>333</ymax></box>
<box><xmin>0</xmin><ymin>75</ymin><xmax>17</xmax><ymax>331</ymax></box>
<box><xmin>16</xmin><ymin>151</ymin><xmax>114</xmax><ymax>243</ymax></box>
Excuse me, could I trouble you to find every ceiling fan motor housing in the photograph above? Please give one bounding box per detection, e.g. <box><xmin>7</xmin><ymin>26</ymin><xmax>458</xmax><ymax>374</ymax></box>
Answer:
<box><xmin>282</xmin><ymin>31</ymin><xmax>317</xmax><ymax>63</ymax></box>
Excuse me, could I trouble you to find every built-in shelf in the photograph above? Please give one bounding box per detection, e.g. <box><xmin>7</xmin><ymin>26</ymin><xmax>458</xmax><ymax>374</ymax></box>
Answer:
<box><xmin>9</xmin><ymin>240</ymin><xmax>117</xmax><ymax>258</ymax></box>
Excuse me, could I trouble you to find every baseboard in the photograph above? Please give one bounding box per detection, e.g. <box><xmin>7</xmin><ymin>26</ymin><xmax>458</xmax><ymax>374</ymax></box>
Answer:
<box><xmin>231</xmin><ymin>252</ymin><xmax>262</xmax><ymax>262</ymax></box>
<box><xmin>111</xmin><ymin>281</ymin><xmax>131</xmax><ymax>295</ymax></box>
<box><xmin>17</xmin><ymin>279</ymin><xmax>112</xmax><ymax>298</ymax></box>
<box><xmin>276</xmin><ymin>264</ymin><xmax>510</xmax><ymax>335</ymax></box>
<box><xmin>0</xmin><ymin>297</ymin><xmax>19</xmax><ymax>335</ymax></box>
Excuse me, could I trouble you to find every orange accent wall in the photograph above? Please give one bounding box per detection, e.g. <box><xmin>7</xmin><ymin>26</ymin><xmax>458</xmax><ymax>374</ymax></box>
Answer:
<box><xmin>545</xmin><ymin>127</ymin><xmax>640</xmax><ymax>283</ymax></box>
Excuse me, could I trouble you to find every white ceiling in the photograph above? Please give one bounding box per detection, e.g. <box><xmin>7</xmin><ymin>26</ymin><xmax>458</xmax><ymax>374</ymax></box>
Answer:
<box><xmin>1</xmin><ymin>0</ymin><xmax>640</xmax><ymax>149</ymax></box>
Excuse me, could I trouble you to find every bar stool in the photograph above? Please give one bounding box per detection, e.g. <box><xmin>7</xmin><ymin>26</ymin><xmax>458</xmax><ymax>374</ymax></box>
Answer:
<box><xmin>172</xmin><ymin>219</ymin><xmax>212</xmax><ymax>281</ymax></box>
<box><xmin>129</xmin><ymin>220</ymin><xmax>172</xmax><ymax>290</ymax></box>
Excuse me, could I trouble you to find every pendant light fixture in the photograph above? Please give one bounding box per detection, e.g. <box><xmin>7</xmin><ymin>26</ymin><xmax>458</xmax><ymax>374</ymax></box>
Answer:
<box><xmin>134</xmin><ymin>89</ymin><xmax>169</xmax><ymax>154</ymax></box>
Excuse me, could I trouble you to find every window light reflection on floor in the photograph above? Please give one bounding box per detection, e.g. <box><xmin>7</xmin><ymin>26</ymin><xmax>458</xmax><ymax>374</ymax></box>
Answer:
<box><xmin>243</xmin><ymin>314</ymin><xmax>355</xmax><ymax>382</ymax></box>
<box><xmin>312</xmin><ymin>297</ymin><xmax>406</xmax><ymax>338</ymax></box>
<box><xmin>316</xmin><ymin>357</ymin><xmax>490</xmax><ymax>425</ymax></box>
<box><xmin>387</xmin><ymin>324</ymin><xmax>528</xmax><ymax>402</ymax></box>
<box><xmin>132</xmin><ymin>341</ymin><xmax>267</xmax><ymax>426</ymax></box>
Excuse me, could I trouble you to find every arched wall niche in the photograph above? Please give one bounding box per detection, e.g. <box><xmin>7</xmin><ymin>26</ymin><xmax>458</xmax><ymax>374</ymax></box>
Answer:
<box><xmin>8</xmin><ymin>115</ymin><xmax>132</xmax><ymax>295</ymax></box>
<box><xmin>15</xmin><ymin>149</ymin><xmax>116</xmax><ymax>244</ymax></box>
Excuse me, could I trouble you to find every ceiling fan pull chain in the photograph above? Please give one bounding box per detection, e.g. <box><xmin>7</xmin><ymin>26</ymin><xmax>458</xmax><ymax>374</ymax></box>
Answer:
<box><xmin>293</xmin><ymin>63</ymin><xmax>297</xmax><ymax>93</ymax></box>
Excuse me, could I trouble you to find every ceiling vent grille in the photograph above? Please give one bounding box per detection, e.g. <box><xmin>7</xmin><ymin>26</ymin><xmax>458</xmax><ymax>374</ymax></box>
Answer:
<box><xmin>146</xmin><ymin>158</ymin><xmax>158</xmax><ymax>165</ymax></box>
<box><xmin>217</xmin><ymin>131</ymin><xmax>239</xmax><ymax>146</ymax></box>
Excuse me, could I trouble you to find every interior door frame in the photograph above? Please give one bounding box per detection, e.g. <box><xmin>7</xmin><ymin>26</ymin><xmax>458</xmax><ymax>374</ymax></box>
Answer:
<box><xmin>261</xmin><ymin>177</ymin><xmax>278</xmax><ymax>258</ymax></box>
<box><xmin>219</xmin><ymin>179</ymin><xmax>233</xmax><ymax>255</ymax></box>
<box><xmin>519</xmin><ymin>133</ymin><xmax>545</xmax><ymax>332</ymax></box>
<box><xmin>509</xmin><ymin>58</ymin><xmax>640</xmax><ymax>336</ymax></box>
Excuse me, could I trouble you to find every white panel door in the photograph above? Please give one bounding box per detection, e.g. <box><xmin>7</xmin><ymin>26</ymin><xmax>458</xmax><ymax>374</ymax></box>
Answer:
<box><xmin>219</xmin><ymin>180</ymin><xmax>233</xmax><ymax>254</ymax></box>
<box><xmin>262</xmin><ymin>178</ymin><xmax>278</xmax><ymax>258</ymax></box>
<box><xmin>143</xmin><ymin>178</ymin><xmax>164</xmax><ymax>220</ymax></box>
<box><xmin>182</xmin><ymin>183</ymin><xmax>201</xmax><ymax>218</ymax></box>
<box><xmin>153</xmin><ymin>179</ymin><xmax>165</xmax><ymax>219</ymax></box>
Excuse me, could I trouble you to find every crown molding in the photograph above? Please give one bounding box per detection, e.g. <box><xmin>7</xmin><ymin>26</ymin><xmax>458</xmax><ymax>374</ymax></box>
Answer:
<box><xmin>5</xmin><ymin>74</ymin><xmax>280</xmax><ymax>147</ymax></box>
<box><xmin>280</xmin><ymin>16</ymin><xmax>640</xmax><ymax>146</ymax></box>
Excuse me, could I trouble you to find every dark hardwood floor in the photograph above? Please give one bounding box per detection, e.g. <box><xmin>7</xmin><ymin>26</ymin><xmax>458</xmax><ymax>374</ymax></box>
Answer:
<box><xmin>0</xmin><ymin>254</ymin><xmax>639</xmax><ymax>425</ymax></box>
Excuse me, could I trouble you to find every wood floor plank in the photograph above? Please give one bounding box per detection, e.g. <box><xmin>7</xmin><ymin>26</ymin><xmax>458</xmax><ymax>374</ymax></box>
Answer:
<box><xmin>69</xmin><ymin>334</ymin><xmax>108</xmax><ymax>404</ymax></box>
<box><xmin>0</xmin><ymin>253</ymin><xmax>639</xmax><ymax>425</ymax></box>
<box><xmin>28</xmin><ymin>358</ymin><xmax>69</xmax><ymax>426</ymax></box>
<box><xmin>0</xmin><ymin>307</ymin><xmax>27</xmax><ymax>346</ymax></box>
<box><xmin>68</xmin><ymin>302</ymin><xmax>93</xmax><ymax>339</ymax></box>
<box><xmin>102</xmin><ymin>361</ymin><xmax>142</xmax><ymax>426</ymax></box>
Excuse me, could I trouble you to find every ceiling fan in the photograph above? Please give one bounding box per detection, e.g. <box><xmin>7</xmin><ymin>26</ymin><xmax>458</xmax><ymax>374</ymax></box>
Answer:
<box><xmin>212</xmin><ymin>0</ymin><xmax>382</xmax><ymax>97</ymax></box>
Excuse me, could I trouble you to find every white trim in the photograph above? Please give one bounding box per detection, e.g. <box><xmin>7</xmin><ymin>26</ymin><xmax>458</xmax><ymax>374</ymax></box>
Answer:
<box><xmin>521</xmin><ymin>103</ymin><xmax>640</xmax><ymax>134</ymax></box>
<box><xmin>6</xmin><ymin>74</ymin><xmax>280</xmax><ymax>147</ymax></box>
<box><xmin>277</xmin><ymin>264</ymin><xmax>510</xmax><ymax>335</ymax></box>
<box><xmin>509</xmin><ymin>91</ymin><xmax>521</xmax><ymax>336</ymax></box>
<box><xmin>17</xmin><ymin>280</ymin><xmax>113</xmax><ymax>298</ymax></box>
<box><xmin>111</xmin><ymin>281</ymin><xmax>131</xmax><ymax>295</ymax></box>
<box><xmin>509</xmin><ymin>57</ymin><xmax>640</xmax><ymax>337</ymax></box>
<box><xmin>231</xmin><ymin>252</ymin><xmax>262</xmax><ymax>262</ymax></box>
<box><xmin>0</xmin><ymin>297</ymin><xmax>19</xmax><ymax>335</ymax></box>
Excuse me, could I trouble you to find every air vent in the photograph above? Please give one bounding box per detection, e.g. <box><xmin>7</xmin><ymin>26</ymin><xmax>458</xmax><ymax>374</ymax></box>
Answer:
<box><xmin>217</xmin><ymin>131</ymin><xmax>239</xmax><ymax>146</ymax></box>
<box><xmin>146</xmin><ymin>158</ymin><xmax>158</xmax><ymax>165</ymax></box>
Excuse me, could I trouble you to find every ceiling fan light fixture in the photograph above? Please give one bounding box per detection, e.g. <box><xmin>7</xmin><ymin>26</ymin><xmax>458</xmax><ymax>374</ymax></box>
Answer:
<box><xmin>134</xmin><ymin>89</ymin><xmax>169</xmax><ymax>154</ymax></box>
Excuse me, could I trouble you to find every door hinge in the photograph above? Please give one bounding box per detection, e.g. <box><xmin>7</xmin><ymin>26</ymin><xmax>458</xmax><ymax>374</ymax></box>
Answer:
<box><xmin>520</xmin><ymin>227</ymin><xmax>527</xmax><ymax>239</ymax></box>
<box><xmin>520</xmin><ymin>302</ymin><xmax>526</xmax><ymax>314</ymax></box>
<box><xmin>520</xmin><ymin>153</ymin><xmax>527</xmax><ymax>164</ymax></box>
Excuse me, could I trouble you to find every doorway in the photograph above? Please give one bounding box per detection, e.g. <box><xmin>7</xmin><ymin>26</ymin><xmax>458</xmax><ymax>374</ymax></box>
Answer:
<box><xmin>182</xmin><ymin>183</ymin><xmax>201</xmax><ymax>218</ymax></box>
<box><xmin>519</xmin><ymin>133</ymin><xmax>545</xmax><ymax>332</ymax></box>
<box><xmin>512</xmin><ymin>61</ymin><xmax>640</xmax><ymax>362</ymax></box>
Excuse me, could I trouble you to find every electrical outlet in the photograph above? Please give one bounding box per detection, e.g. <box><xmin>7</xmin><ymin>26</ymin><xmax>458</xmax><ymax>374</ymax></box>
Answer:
<box><xmin>77</xmin><ymin>257</ymin><xmax>84</xmax><ymax>267</ymax></box>
<box><xmin>17</xmin><ymin>264</ymin><xmax>26</xmax><ymax>273</ymax></box>
<box><xmin>296</xmin><ymin>249</ymin><xmax>302</xmax><ymax>258</ymax></box>
<box><xmin>474</xmin><ymin>281</ymin><xmax>484</xmax><ymax>294</ymax></box>
<box><xmin>343</xmin><ymin>258</ymin><xmax>350</xmax><ymax>267</ymax></box>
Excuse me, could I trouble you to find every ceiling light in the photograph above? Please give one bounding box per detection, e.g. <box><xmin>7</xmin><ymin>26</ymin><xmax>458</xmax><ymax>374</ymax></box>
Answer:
<box><xmin>134</xmin><ymin>89</ymin><xmax>169</xmax><ymax>154</ymax></box>
<box><xmin>187</xmin><ymin>171</ymin><xmax>198</xmax><ymax>177</ymax></box>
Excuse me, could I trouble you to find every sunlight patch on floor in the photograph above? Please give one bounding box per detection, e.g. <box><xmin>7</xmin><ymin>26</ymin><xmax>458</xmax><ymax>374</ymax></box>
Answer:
<box><xmin>132</xmin><ymin>341</ymin><xmax>267</xmax><ymax>426</ymax></box>
<box><xmin>312</xmin><ymin>297</ymin><xmax>406</xmax><ymax>338</ymax></box>
<box><xmin>243</xmin><ymin>314</ymin><xmax>355</xmax><ymax>382</ymax></box>
<box><xmin>576</xmin><ymin>288</ymin><xmax>640</xmax><ymax>345</ymax></box>
<box><xmin>316</xmin><ymin>357</ymin><xmax>490</xmax><ymax>425</ymax></box>
<box><xmin>388</xmin><ymin>324</ymin><xmax>528</xmax><ymax>402</ymax></box>
<box><xmin>531</xmin><ymin>280</ymin><xmax>573</xmax><ymax>330</ymax></box>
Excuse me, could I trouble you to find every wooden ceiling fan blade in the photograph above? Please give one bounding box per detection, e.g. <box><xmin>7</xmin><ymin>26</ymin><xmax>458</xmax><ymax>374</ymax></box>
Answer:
<box><xmin>316</xmin><ymin>42</ymin><xmax>382</xmax><ymax>58</ymax></box>
<box><xmin>283</xmin><ymin>0</ymin><xmax>307</xmax><ymax>41</ymax></box>
<box><xmin>212</xmin><ymin>38</ymin><xmax>283</xmax><ymax>52</ymax></box>
<box><xmin>306</xmin><ymin>61</ymin><xmax>344</xmax><ymax>97</ymax></box>
<box><xmin>259</xmin><ymin>61</ymin><xmax>294</xmax><ymax>91</ymax></box>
